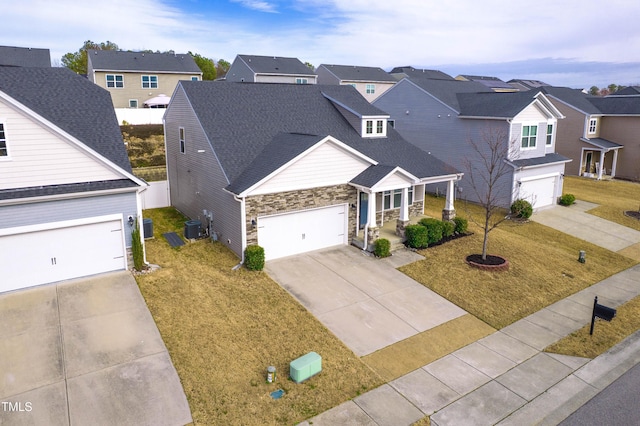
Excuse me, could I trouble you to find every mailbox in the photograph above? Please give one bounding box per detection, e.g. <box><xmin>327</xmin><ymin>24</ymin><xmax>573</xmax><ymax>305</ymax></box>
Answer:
<box><xmin>590</xmin><ymin>296</ymin><xmax>617</xmax><ymax>335</ymax></box>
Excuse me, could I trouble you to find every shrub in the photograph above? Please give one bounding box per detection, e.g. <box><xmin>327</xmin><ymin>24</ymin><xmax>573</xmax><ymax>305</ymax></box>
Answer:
<box><xmin>374</xmin><ymin>238</ymin><xmax>391</xmax><ymax>258</ymax></box>
<box><xmin>442</xmin><ymin>220</ymin><xmax>455</xmax><ymax>238</ymax></box>
<box><xmin>405</xmin><ymin>224</ymin><xmax>428</xmax><ymax>249</ymax></box>
<box><xmin>419</xmin><ymin>217</ymin><xmax>444</xmax><ymax>244</ymax></box>
<box><xmin>559</xmin><ymin>193</ymin><xmax>576</xmax><ymax>206</ymax></box>
<box><xmin>453</xmin><ymin>217</ymin><xmax>468</xmax><ymax>234</ymax></box>
<box><xmin>244</xmin><ymin>245</ymin><xmax>265</xmax><ymax>271</ymax></box>
<box><xmin>131</xmin><ymin>220</ymin><xmax>145</xmax><ymax>271</ymax></box>
<box><xmin>510</xmin><ymin>199</ymin><xmax>533</xmax><ymax>219</ymax></box>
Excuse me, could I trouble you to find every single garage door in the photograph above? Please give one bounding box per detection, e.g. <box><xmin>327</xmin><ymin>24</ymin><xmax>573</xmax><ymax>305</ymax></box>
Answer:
<box><xmin>520</xmin><ymin>176</ymin><xmax>556</xmax><ymax>209</ymax></box>
<box><xmin>0</xmin><ymin>217</ymin><xmax>126</xmax><ymax>293</ymax></box>
<box><xmin>258</xmin><ymin>204</ymin><xmax>348</xmax><ymax>261</ymax></box>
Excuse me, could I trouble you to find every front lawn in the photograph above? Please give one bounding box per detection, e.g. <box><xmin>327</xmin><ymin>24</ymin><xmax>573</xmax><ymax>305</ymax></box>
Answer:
<box><xmin>399</xmin><ymin>196</ymin><xmax>637</xmax><ymax>329</ymax></box>
<box><xmin>563</xmin><ymin>176</ymin><xmax>640</xmax><ymax>231</ymax></box>
<box><xmin>135</xmin><ymin>208</ymin><xmax>382</xmax><ymax>425</ymax></box>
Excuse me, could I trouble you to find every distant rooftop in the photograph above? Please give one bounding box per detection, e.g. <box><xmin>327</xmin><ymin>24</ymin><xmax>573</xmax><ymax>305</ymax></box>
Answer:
<box><xmin>0</xmin><ymin>45</ymin><xmax>51</xmax><ymax>67</ymax></box>
<box><xmin>456</xmin><ymin>75</ymin><xmax>517</xmax><ymax>91</ymax></box>
<box><xmin>87</xmin><ymin>50</ymin><xmax>201</xmax><ymax>73</ymax></box>
<box><xmin>508</xmin><ymin>79</ymin><xmax>551</xmax><ymax>91</ymax></box>
<box><xmin>389</xmin><ymin>67</ymin><xmax>454</xmax><ymax>81</ymax></box>
<box><xmin>318</xmin><ymin>64</ymin><xmax>397</xmax><ymax>82</ymax></box>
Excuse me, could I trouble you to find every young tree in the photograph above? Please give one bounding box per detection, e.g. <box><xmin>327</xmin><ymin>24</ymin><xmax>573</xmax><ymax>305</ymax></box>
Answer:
<box><xmin>189</xmin><ymin>52</ymin><xmax>216</xmax><ymax>80</ymax></box>
<box><xmin>215</xmin><ymin>59</ymin><xmax>230</xmax><ymax>79</ymax></box>
<box><xmin>62</xmin><ymin>40</ymin><xmax>119</xmax><ymax>74</ymax></box>
<box><xmin>589</xmin><ymin>86</ymin><xmax>600</xmax><ymax>96</ymax></box>
<box><xmin>463</xmin><ymin>126</ymin><xmax>519</xmax><ymax>260</ymax></box>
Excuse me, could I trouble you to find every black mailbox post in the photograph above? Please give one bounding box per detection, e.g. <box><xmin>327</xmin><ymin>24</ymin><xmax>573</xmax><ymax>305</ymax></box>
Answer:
<box><xmin>590</xmin><ymin>296</ymin><xmax>617</xmax><ymax>335</ymax></box>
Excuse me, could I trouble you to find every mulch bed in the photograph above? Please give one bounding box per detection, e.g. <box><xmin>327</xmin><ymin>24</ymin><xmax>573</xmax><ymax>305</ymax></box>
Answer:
<box><xmin>624</xmin><ymin>211</ymin><xmax>640</xmax><ymax>220</ymax></box>
<box><xmin>466</xmin><ymin>254</ymin><xmax>510</xmax><ymax>271</ymax></box>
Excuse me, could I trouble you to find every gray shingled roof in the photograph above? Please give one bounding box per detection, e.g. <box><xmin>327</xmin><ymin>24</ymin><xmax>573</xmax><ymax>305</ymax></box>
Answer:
<box><xmin>0</xmin><ymin>180</ymin><xmax>139</xmax><ymax>201</ymax></box>
<box><xmin>581</xmin><ymin>138</ymin><xmax>624</xmax><ymax>150</ymax></box>
<box><xmin>319</xmin><ymin>64</ymin><xmax>397</xmax><ymax>82</ymax></box>
<box><xmin>458</xmin><ymin>75</ymin><xmax>515</xmax><ymax>91</ymax></box>
<box><xmin>610</xmin><ymin>86</ymin><xmax>640</xmax><ymax>96</ymax></box>
<box><xmin>507</xmin><ymin>79</ymin><xmax>551</xmax><ymax>90</ymax></box>
<box><xmin>177</xmin><ymin>82</ymin><xmax>459</xmax><ymax>194</ymax></box>
<box><xmin>406</xmin><ymin>76</ymin><xmax>493</xmax><ymax>112</ymax></box>
<box><xmin>87</xmin><ymin>50</ymin><xmax>201</xmax><ymax>73</ymax></box>
<box><xmin>0</xmin><ymin>66</ymin><xmax>133</xmax><ymax>172</ymax></box>
<box><xmin>237</xmin><ymin>54</ymin><xmax>316</xmax><ymax>76</ymax></box>
<box><xmin>390</xmin><ymin>67</ymin><xmax>454</xmax><ymax>80</ymax></box>
<box><xmin>540</xmin><ymin>87</ymin><xmax>601</xmax><ymax>115</ymax></box>
<box><xmin>457</xmin><ymin>91</ymin><xmax>543</xmax><ymax>118</ymax></box>
<box><xmin>350</xmin><ymin>165</ymin><xmax>399</xmax><ymax>188</ymax></box>
<box><xmin>510</xmin><ymin>153</ymin><xmax>571</xmax><ymax>168</ymax></box>
<box><xmin>0</xmin><ymin>46</ymin><xmax>51</xmax><ymax>67</ymax></box>
<box><xmin>589</xmin><ymin>96</ymin><xmax>640</xmax><ymax>115</ymax></box>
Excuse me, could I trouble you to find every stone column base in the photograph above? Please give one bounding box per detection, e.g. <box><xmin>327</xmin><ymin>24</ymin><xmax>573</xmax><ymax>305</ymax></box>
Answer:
<box><xmin>367</xmin><ymin>227</ymin><xmax>380</xmax><ymax>247</ymax></box>
<box><xmin>396</xmin><ymin>219</ymin><xmax>410</xmax><ymax>238</ymax></box>
<box><xmin>442</xmin><ymin>209</ymin><xmax>456</xmax><ymax>221</ymax></box>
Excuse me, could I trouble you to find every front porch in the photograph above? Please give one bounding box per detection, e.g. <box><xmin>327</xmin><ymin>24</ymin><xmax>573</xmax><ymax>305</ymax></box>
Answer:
<box><xmin>352</xmin><ymin>214</ymin><xmax>429</xmax><ymax>251</ymax></box>
<box><xmin>579</xmin><ymin>139</ymin><xmax>623</xmax><ymax>180</ymax></box>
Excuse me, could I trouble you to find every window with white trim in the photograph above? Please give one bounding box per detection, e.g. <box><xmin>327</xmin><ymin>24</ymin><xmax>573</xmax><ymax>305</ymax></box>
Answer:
<box><xmin>366</xmin><ymin>84</ymin><xmax>375</xmax><ymax>94</ymax></box>
<box><xmin>295</xmin><ymin>78</ymin><xmax>308</xmax><ymax>84</ymax></box>
<box><xmin>0</xmin><ymin>123</ymin><xmax>8</xmax><ymax>157</ymax></box>
<box><xmin>588</xmin><ymin>118</ymin><xmax>598</xmax><ymax>134</ymax></box>
<box><xmin>129</xmin><ymin>99</ymin><xmax>138</xmax><ymax>108</ymax></box>
<box><xmin>365</xmin><ymin>120</ymin><xmax>373</xmax><ymax>134</ymax></box>
<box><xmin>383</xmin><ymin>188</ymin><xmax>413</xmax><ymax>210</ymax></box>
<box><xmin>376</xmin><ymin>120</ymin><xmax>384</xmax><ymax>134</ymax></box>
<box><xmin>521</xmin><ymin>125</ymin><xmax>537</xmax><ymax>148</ymax></box>
<box><xmin>191</xmin><ymin>76</ymin><xmax>199</xmax><ymax>81</ymax></box>
<box><xmin>546</xmin><ymin>124</ymin><xmax>553</xmax><ymax>146</ymax></box>
<box><xmin>142</xmin><ymin>75</ymin><xmax>158</xmax><ymax>89</ymax></box>
<box><xmin>106</xmin><ymin>74</ymin><xmax>123</xmax><ymax>88</ymax></box>
<box><xmin>179</xmin><ymin>127</ymin><xmax>185</xmax><ymax>154</ymax></box>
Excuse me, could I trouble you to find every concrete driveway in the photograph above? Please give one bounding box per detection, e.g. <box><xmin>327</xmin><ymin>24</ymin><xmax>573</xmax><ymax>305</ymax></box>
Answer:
<box><xmin>532</xmin><ymin>200</ymin><xmax>640</xmax><ymax>254</ymax></box>
<box><xmin>0</xmin><ymin>271</ymin><xmax>191</xmax><ymax>426</ymax></box>
<box><xmin>266</xmin><ymin>246</ymin><xmax>467</xmax><ymax>356</ymax></box>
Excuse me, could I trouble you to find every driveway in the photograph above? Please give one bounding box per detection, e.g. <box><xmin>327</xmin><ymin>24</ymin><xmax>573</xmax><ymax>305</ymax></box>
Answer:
<box><xmin>532</xmin><ymin>200</ymin><xmax>640</xmax><ymax>254</ymax></box>
<box><xmin>266</xmin><ymin>246</ymin><xmax>467</xmax><ymax>356</ymax></box>
<box><xmin>0</xmin><ymin>271</ymin><xmax>191</xmax><ymax>426</ymax></box>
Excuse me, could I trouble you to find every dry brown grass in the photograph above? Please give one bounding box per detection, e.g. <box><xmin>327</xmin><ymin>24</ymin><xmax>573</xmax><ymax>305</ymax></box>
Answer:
<box><xmin>546</xmin><ymin>295</ymin><xmax>640</xmax><ymax>359</ymax></box>
<box><xmin>563</xmin><ymin>176</ymin><xmax>640</xmax><ymax>231</ymax></box>
<box><xmin>399</xmin><ymin>196</ymin><xmax>637</xmax><ymax>329</ymax></box>
<box><xmin>136</xmin><ymin>208</ymin><xmax>382</xmax><ymax>425</ymax></box>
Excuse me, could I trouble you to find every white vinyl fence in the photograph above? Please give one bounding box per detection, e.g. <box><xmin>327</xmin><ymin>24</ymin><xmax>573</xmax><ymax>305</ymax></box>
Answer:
<box><xmin>141</xmin><ymin>180</ymin><xmax>170</xmax><ymax>209</ymax></box>
<box><xmin>115</xmin><ymin>108</ymin><xmax>165</xmax><ymax>125</ymax></box>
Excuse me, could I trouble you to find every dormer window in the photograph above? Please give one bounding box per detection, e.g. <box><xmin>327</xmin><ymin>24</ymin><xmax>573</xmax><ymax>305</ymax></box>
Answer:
<box><xmin>362</xmin><ymin>116</ymin><xmax>388</xmax><ymax>138</ymax></box>
<box><xmin>366</xmin><ymin>120</ymin><xmax>373</xmax><ymax>134</ymax></box>
<box><xmin>588</xmin><ymin>118</ymin><xmax>598</xmax><ymax>134</ymax></box>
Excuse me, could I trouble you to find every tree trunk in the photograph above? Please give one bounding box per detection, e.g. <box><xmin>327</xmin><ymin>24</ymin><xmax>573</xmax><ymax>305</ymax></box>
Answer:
<box><xmin>482</xmin><ymin>213</ymin><xmax>490</xmax><ymax>260</ymax></box>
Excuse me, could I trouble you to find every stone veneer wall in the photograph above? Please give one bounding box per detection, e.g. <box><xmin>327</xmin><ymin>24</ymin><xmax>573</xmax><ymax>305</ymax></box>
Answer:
<box><xmin>378</xmin><ymin>200</ymin><xmax>425</xmax><ymax>224</ymax></box>
<box><xmin>245</xmin><ymin>184</ymin><xmax>358</xmax><ymax>246</ymax></box>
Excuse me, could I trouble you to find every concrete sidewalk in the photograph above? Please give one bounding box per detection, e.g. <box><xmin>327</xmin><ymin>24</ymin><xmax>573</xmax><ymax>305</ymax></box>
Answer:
<box><xmin>0</xmin><ymin>272</ymin><xmax>192</xmax><ymax>426</ymax></box>
<box><xmin>532</xmin><ymin>201</ymin><xmax>640</xmax><ymax>253</ymax></box>
<box><xmin>300</xmin><ymin>263</ymin><xmax>640</xmax><ymax>426</ymax></box>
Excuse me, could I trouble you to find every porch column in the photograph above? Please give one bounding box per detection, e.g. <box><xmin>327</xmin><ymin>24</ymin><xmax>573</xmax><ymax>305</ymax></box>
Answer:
<box><xmin>396</xmin><ymin>187</ymin><xmax>410</xmax><ymax>238</ymax></box>
<box><xmin>597</xmin><ymin>150</ymin><xmax>605</xmax><ymax>180</ymax></box>
<box><xmin>367</xmin><ymin>191</ymin><xmax>377</xmax><ymax>228</ymax></box>
<box><xmin>442</xmin><ymin>179</ymin><xmax>456</xmax><ymax>221</ymax></box>
<box><xmin>611</xmin><ymin>149</ymin><xmax>619</xmax><ymax>178</ymax></box>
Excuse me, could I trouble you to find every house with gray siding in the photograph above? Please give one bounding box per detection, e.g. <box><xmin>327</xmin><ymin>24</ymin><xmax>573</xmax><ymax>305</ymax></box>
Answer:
<box><xmin>164</xmin><ymin>82</ymin><xmax>461</xmax><ymax>261</ymax></box>
<box><xmin>374</xmin><ymin>69</ymin><xmax>569</xmax><ymax>209</ymax></box>
<box><xmin>543</xmin><ymin>87</ymin><xmax>640</xmax><ymax>181</ymax></box>
<box><xmin>0</xmin><ymin>66</ymin><xmax>147</xmax><ymax>293</ymax></box>
<box><xmin>316</xmin><ymin>64</ymin><xmax>397</xmax><ymax>102</ymax></box>
<box><xmin>225</xmin><ymin>54</ymin><xmax>317</xmax><ymax>84</ymax></box>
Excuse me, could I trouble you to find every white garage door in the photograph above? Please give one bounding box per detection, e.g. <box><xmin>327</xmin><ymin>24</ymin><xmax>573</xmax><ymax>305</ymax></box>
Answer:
<box><xmin>0</xmin><ymin>217</ymin><xmax>126</xmax><ymax>293</ymax></box>
<box><xmin>520</xmin><ymin>176</ymin><xmax>556</xmax><ymax>209</ymax></box>
<box><xmin>258</xmin><ymin>204</ymin><xmax>348</xmax><ymax>261</ymax></box>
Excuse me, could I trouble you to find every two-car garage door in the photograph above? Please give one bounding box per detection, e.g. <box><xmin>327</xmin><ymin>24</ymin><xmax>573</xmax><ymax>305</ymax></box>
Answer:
<box><xmin>257</xmin><ymin>204</ymin><xmax>348</xmax><ymax>261</ymax></box>
<box><xmin>0</xmin><ymin>216</ymin><xmax>127</xmax><ymax>293</ymax></box>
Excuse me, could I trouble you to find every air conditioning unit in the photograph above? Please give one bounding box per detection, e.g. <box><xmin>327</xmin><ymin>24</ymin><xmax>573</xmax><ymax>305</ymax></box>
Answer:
<box><xmin>184</xmin><ymin>220</ymin><xmax>202</xmax><ymax>239</ymax></box>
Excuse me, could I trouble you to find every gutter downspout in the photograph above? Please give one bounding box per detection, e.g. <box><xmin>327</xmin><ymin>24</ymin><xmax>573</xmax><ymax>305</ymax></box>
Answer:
<box><xmin>232</xmin><ymin>193</ymin><xmax>246</xmax><ymax>270</ymax></box>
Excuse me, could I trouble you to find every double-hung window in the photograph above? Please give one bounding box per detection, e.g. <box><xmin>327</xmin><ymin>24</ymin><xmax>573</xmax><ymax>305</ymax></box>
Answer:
<box><xmin>588</xmin><ymin>118</ymin><xmax>598</xmax><ymax>134</ymax></box>
<box><xmin>383</xmin><ymin>188</ymin><xmax>413</xmax><ymax>210</ymax></box>
<box><xmin>0</xmin><ymin>123</ymin><xmax>7</xmax><ymax>157</ymax></box>
<box><xmin>365</xmin><ymin>120</ymin><xmax>373</xmax><ymax>134</ymax></box>
<box><xmin>179</xmin><ymin>127</ymin><xmax>185</xmax><ymax>154</ymax></box>
<box><xmin>106</xmin><ymin>74</ymin><xmax>123</xmax><ymax>88</ymax></box>
<box><xmin>521</xmin><ymin>125</ymin><xmax>537</xmax><ymax>148</ymax></box>
<box><xmin>366</xmin><ymin>84</ymin><xmax>375</xmax><ymax>94</ymax></box>
<box><xmin>376</xmin><ymin>120</ymin><xmax>384</xmax><ymax>134</ymax></box>
<box><xmin>546</xmin><ymin>124</ymin><xmax>553</xmax><ymax>146</ymax></box>
<box><xmin>142</xmin><ymin>75</ymin><xmax>158</xmax><ymax>89</ymax></box>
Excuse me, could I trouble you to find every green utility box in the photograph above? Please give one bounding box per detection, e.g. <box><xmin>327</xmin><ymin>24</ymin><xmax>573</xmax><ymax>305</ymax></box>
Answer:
<box><xmin>290</xmin><ymin>352</ymin><xmax>322</xmax><ymax>384</ymax></box>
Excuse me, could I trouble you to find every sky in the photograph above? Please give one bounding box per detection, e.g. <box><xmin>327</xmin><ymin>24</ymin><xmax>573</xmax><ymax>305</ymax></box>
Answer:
<box><xmin>2</xmin><ymin>0</ymin><xmax>639</xmax><ymax>89</ymax></box>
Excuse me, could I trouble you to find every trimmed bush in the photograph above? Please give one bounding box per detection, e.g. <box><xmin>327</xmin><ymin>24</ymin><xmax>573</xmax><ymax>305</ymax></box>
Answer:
<box><xmin>453</xmin><ymin>217</ymin><xmax>468</xmax><ymax>234</ymax></box>
<box><xmin>405</xmin><ymin>224</ymin><xmax>428</xmax><ymax>249</ymax></box>
<box><xmin>442</xmin><ymin>220</ymin><xmax>455</xmax><ymax>238</ymax></box>
<box><xmin>419</xmin><ymin>217</ymin><xmax>444</xmax><ymax>244</ymax></box>
<box><xmin>559</xmin><ymin>193</ymin><xmax>576</xmax><ymax>206</ymax></box>
<box><xmin>131</xmin><ymin>219</ymin><xmax>145</xmax><ymax>271</ymax></box>
<box><xmin>374</xmin><ymin>238</ymin><xmax>391</xmax><ymax>258</ymax></box>
<box><xmin>510</xmin><ymin>199</ymin><xmax>533</xmax><ymax>219</ymax></box>
<box><xmin>244</xmin><ymin>245</ymin><xmax>265</xmax><ymax>271</ymax></box>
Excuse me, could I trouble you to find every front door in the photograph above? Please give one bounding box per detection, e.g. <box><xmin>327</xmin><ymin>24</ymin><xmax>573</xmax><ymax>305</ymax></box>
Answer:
<box><xmin>359</xmin><ymin>192</ymin><xmax>368</xmax><ymax>229</ymax></box>
<box><xmin>584</xmin><ymin>151</ymin><xmax>593</xmax><ymax>175</ymax></box>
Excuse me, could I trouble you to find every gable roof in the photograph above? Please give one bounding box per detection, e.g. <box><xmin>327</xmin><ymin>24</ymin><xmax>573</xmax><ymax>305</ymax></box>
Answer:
<box><xmin>540</xmin><ymin>86</ymin><xmax>601</xmax><ymax>115</ymax></box>
<box><xmin>611</xmin><ymin>86</ymin><xmax>640</xmax><ymax>96</ymax></box>
<box><xmin>404</xmin><ymin>76</ymin><xmax>493</xmax><ymax>112</ymax></box>
<box><xmin>456</xmin><ymin>75</ymin><xmax>516</xmax><ymax>91</ymax></box>
<box><xmin>87</xmin><ymin>50</ymin><xmax>201</xmax><ymax>73</ymax></box>
<box><xmin>236</xmin><ymin>54</ymin><xmax>316</xmax><ymax>76</ymax></box>
<box><xmin>389</xmin><ymin>67</ymin><xmax>454</xmax><ymax>80</ymax></box>
<box><xmin>0</xmin><ymin>46</ymin><xmax>51</xmax><ymax>68</ymax></box>
<box><xmin>175</xmin><ymin>82</ymin><xmax>459</xmax><ymax>194</ymax></box>
<box><xmin>0</xmin><ymin>66</ymin><xmax>133</xmax><ymax>172</ymax></box>
<box><xmin>457</xmin><ymin>90</ymin><xmax>561</xmax><ymax>119</ymax></box>
<box><xmin>589</xmin><ymin>96</ymin><xmax>640</xmax><ymax>115</ymax></box>
<box><xmin>318</xmin><ymin>64</ymin><xmax>397</xmax><ymax>83</ymax></box>
<box><xmin>507</xmin><ymin>79</ymin><xmax>551</xmax><ymax>91</ymax></box>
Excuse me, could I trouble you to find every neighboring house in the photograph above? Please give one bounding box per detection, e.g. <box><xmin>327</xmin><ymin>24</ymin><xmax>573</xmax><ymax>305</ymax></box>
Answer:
<box><xmin>0</xmin><ymin>66</ymin><xmax>147</xmax><ymax>293</ymax></box>
<box><xmin>543</xmin><ymin>87</ymin><xmax>639</xmax><ymax>181</ymax></box>
<box><xmin>613</xmin><ymin>86</ymin><xmax>640</xmax><ymax>96</ymax></box>
<box><xmin>0</xmin><ymin>45</ymin><xmax>51</xmax><ymax>67</ymax></box>
<box><xmin>316</xmin><ymin>64</ymin><xmax>397</xmax><ymax>101</ymax></box>
<box><xmin>374</xmin><ymin>70</ymin><xmax>569</xmax><ymax>209</ymax></box>
<box><xmin>87</xmin><ymin>50</ymin><xmax>202</xmax><ymax>109</ymax></box>
<box><xmin>508</xmin><ymin>79</ymin><xmax>552</xmax><ymax>92</ymax></box>
<box><xmin>455</xmin><ymin>75</ymin><xmax>518</xmax><ymax>92</ymax></box>
<box><xmin>164</xmin><ymin>82</ymin><xmax>461</xmax><ymax>261</ymax></box>
<box><xmin>225</xmin><ymin>54</ymin><xmax>317</xmax><ymax>84</ymax></box>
